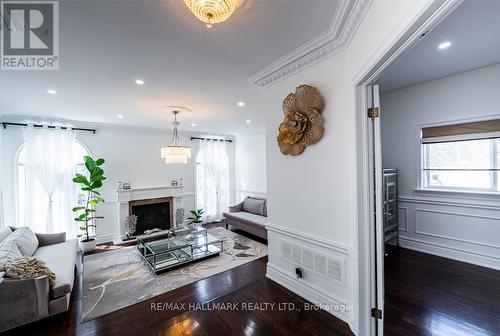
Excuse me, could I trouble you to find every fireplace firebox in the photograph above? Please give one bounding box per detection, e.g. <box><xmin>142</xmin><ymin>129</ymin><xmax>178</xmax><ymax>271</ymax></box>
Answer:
<box><xmin>128</xmin><ymin>197</ymin><xmax>173</xmax><ymax>236</ymax></box>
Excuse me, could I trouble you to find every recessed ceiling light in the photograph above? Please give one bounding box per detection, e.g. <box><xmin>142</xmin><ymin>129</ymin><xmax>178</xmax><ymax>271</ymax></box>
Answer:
<box><xmin>237</xmin><ymin>101</ymin><xmax>245</xmax><ymax>107</ymax></box>
<box><xmin>191</xmin><ymin>123</ymin><xmax>196</xmax><ymax>127</ymax></box>
<box><xmin>438</xmin><ymin>41</ymin><xmax>452</xmax><ymax>50</ymax></box>
<box><xmin>47</xmin><ymin>89</ymin><xmax>57</xmax><ymax>95</ymax></box>
<box><xmin>245</xmin><ymin>119</ymin><xmax>251</xmax><ymax>124</ymax></box>
<box><xmin>116</xmin><ymin>114</ymin><xmax>123</xmax><ymax>119</ymax></box>
<box><xmin>135</xmin><ymin>79</ymin><xmax>145</xmax><ymax>85</ymax></box>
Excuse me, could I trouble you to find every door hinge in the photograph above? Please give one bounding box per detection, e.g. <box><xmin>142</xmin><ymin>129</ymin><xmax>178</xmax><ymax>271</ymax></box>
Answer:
<box><xmin>371</xmin><ymin>308</ymin><xmax>382</xmax><ymax>320</ymax></box>
<box><xmin>368</xmin><ymin>107</ymin><xmax>379</xmax><ymax>119</ymax></box>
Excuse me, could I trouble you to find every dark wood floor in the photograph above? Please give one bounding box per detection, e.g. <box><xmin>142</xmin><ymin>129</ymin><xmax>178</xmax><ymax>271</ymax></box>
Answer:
<box><xmin>385</xmin><ymin>247</ymin><xmax>500</xmax><ymax>336</ymax></box>
<box><xmin>1</xmin><ymin>228</ymin><xmax>352</xmax><ymax>336</ymax></box>
<box><xmin>3</xmin><ymin>230</ymin><xmax>500</xmax><ymax>336</ymax></box>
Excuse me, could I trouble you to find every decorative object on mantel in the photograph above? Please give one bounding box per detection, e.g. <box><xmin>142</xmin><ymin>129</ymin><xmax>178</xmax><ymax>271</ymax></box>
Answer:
<box><xmin>160</xmin><ymin>107</ymin><xmax>192</xmax><ymax>164</ymax></box>
<box><xmin>72</xmin><ymin>156</ymin><xmax>106</xmax><ymax>253</ymax></box>
<box><xmin>122</xmin><ymin>182</ymin><xmax>131</xmax><ymax>190</ymax></box>
<box><xmin>176</xmin><ymin>208</ymin><xmax>185</xmax><ymax>227</ymax></box>
<box><xmin>184</xmin><ymin>0</ymin><xmax>241</xmax><ymax>29</ymax></box>
<box><xmin>277</xmin><ymin>85</ymin><xmax>324</xmax><ymax>156</ymax></box>
<box><xmin>124</xmin><ymin>214</ymin><xmax>138</xmax><ymax>238</ymax></box>
<box><xmin>187</xmin><ymin>208</ymin><xmax>205</xmax><ymax>226</ymax></box>
<box><xmin>117</xmin><ymin>181</ymin><xmax>123</xmax><ymax>190</ymax></box>
<box><xmin>171</xmin><ymin>179</ymin><xmax>178</xmax><ymax>187</ymax></box>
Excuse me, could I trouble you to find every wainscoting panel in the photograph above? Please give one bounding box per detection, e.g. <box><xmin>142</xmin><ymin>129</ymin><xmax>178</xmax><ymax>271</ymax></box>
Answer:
<box><xmin>398</xmin><ymin>207</ymin><xmax>408</xmax><ymax>232</ymax></box>
<box><xmin>266</xmin><ymin>224</ymin><xmax>353</xmax><ymax>329</ymax></box>
<box><xmin>398</xmin><ymin>196</ymin><xmax>500</xmax><ymax>270</ymax></box>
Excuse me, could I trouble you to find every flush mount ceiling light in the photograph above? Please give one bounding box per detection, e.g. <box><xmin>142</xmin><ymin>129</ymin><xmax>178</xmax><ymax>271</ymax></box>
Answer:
<box><xmin>237</xmin><ymin>101</ymin><xmax>245</xmax><ymax>107</ymax></box>
<box><xmin>438</xmin><ymin>41</ymin><xmax>452</xmax><ymax>50</ymax></box>
<box><xmin>184</xmin><ymin>0</ymin><xmax>240</xmax><ymax>29</ymax></box>
<box><xmin>160</xmin><ymin>107</ymin><xmax>192</xmax><ymax>164</ymax></box>
<box><xmin>47</xmin><ymin>89</ymin><xmax>57</xmax><ymax>95</ymax></box>
<box><xmin>135</xmin><ymin>79</ymin><xmax>145</xmax><ymax>85</ymax></box>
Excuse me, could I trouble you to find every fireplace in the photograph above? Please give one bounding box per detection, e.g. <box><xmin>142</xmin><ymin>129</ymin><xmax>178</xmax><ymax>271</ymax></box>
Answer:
<box><xmin>129</xmin><ymin>197</ymin><xmax>173</xmax><ymax>236</ymax></box>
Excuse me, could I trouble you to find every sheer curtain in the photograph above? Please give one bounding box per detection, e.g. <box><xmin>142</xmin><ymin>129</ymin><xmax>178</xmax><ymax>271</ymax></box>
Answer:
<box><xmin>197</xmin><ymin>140</ymin><xmax>230</xmax><ymax>222</ymax></box>
<box><xmin>24</xmin><ymin>126</ymin><xmax>77</xmax><ymax>236</ymax></box>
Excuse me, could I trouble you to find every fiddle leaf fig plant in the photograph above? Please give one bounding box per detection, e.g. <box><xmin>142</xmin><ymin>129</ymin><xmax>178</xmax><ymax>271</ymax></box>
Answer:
<box><xmin>72</xmin><ymin>156</ymin><xmax>106</xmax><ymax>242</ymax></box>
<box><xmin>187</xmin><ymin>208</ymin><xmax>205</xmax><ymax>224</ymax></box>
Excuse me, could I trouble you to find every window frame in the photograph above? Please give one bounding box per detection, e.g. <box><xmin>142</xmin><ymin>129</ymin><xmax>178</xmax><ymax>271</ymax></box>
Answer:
<box><xmin>417</xmin><ymin>119</ymin><xmax>500</xmax><ymax>195</ymax></box>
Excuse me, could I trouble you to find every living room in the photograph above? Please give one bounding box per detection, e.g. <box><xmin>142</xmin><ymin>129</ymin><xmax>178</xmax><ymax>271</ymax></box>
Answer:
<box><xmin>1</xmin><ymin>1</ymin><xmax>499</xmax><ymax>335</ymax></box>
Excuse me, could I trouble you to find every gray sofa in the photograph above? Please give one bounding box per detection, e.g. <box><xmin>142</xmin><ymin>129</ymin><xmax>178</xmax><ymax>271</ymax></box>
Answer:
<box><xmin>0</xmin><ymin>226</ymin><xmax>78</xmax><ymax>332</ymax></box>
<box><xmin>223</xmin><ymin>197</ymin><xmax>268</xmax><ymax>239</ymax></box>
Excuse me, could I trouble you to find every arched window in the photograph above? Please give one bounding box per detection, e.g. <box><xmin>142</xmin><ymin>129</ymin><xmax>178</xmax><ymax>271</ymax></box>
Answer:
<box><xmin>17</xmin><ymin>140</ymin><xmax>91</xmax><ymax>234</ymax></box>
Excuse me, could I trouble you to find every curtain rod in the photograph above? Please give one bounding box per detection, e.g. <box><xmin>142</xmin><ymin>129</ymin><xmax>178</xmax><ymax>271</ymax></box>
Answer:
<box><xmin>190</xmin><ymin>136</ymin><xmax>232</xmax><ymax>143</ymax></box>
<box><xmin>1</xmin><ymin>122</ymin><xmax>97</xmax><ymax>134</ymax></box>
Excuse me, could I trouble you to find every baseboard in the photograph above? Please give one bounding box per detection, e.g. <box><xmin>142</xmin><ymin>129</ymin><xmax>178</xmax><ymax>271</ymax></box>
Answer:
<box><xmin>266</xmin><ymin>263</ymin><xmax>353</xmax><ymax>330</ymax></box>
<box><xmin>400</xmin><ymin>237</ymin><xmax>500</xmax><ymax>271</ymax></box>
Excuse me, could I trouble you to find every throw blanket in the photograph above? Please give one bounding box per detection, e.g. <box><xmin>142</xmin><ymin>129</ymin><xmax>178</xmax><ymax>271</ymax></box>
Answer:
<box><xmin>4</xmin><ymin>257</ymin><xmax>56</xmax><ymax>285</ymax></box>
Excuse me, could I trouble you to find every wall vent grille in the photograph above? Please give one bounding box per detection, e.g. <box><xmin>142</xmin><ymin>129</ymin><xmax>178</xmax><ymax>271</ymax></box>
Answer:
<box><xmin>280</xmin><ymin>239</ymin><xmax>343</xmax><ymax>282</ymax></box>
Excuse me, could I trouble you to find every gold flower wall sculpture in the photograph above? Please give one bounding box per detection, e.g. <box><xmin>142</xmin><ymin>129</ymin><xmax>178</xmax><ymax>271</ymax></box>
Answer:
<box><xmin>277</xmin><ymin>85</ymin><xmax>325</xmax><ymax>155</ymax></box>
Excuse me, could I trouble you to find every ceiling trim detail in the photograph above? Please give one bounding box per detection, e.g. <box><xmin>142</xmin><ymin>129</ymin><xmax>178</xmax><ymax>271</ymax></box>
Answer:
<box><xmin>249</xmin><ymin>0</ymin><xmax>372</xmax><ymax>87</ymax></box>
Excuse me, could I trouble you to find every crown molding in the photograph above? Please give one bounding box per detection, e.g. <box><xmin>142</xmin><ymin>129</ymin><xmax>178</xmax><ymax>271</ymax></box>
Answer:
<box><xmin>249</xmin><ymin>0</ymin><xmax>372</xmax><ymax>87</ymax></box>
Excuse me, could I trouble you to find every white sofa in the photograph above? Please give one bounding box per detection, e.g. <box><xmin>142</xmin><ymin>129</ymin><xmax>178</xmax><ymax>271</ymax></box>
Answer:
<box><xmin>0</xmin><ymin>226</ymin><xmax>78</xmax><ymax>332</ymax></box>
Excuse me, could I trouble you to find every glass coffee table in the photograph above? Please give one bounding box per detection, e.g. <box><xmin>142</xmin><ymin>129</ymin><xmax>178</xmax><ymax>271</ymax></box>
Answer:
<box><xmin>136</xmin><ymin>226</ymin><xmax>223</xmax><ymax>276</ymax></box>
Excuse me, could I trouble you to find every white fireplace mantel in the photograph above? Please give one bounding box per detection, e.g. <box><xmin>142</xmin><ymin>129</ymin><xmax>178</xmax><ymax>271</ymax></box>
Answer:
<box><xmin>116</xmin><ymin>186</ymin><xmax>184</xmax><ymax>239</ymax></box>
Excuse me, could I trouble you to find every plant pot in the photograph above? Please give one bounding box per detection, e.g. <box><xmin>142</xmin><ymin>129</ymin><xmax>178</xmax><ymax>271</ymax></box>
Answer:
<box><xmin>80</xmin><ymin>238</ymin><xmax>96</xmax><ymax>253</ymax></box>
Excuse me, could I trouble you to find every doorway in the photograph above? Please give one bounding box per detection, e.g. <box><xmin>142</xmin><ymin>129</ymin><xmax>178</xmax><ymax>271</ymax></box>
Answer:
<box><xmin>356</xmin><ymin>1</ymin><xmax>500</xmax><ymax>335</ymax></box>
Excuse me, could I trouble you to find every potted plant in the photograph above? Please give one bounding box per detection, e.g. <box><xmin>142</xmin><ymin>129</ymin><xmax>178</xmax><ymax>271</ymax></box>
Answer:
<box><xmin>187</xmin><ymin>209</ymin><xmax>205</xmax><ymax>227</ymax></box>
<box><xmin>72</xmin><ymin>156</ymin><xmax>106</xmax><ymax>252</ymax></box>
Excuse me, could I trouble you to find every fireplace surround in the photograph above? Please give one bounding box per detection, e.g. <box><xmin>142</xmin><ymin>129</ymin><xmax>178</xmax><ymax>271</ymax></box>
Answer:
<box><xmin>116</xmin><ymin>186</ymin><xmax>184</xmax><ymax>240</ymax></box>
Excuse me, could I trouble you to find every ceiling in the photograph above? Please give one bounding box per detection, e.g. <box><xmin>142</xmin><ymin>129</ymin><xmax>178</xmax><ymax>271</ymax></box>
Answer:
<box><xmin>0</xmin><ymin>0</ymin><xmax>341</xmax><ymax>135</ymax></box>
<box><xmin>378</xmin><ymin>0</ymin><xmax>500</xmax><ymax>92</ymax></box>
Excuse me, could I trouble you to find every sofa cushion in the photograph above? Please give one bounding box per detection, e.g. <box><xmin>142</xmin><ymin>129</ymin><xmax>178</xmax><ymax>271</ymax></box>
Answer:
<box><xmin>33</xmin><ymin>239</ymin><xmax>78</xmax><ymax>299</ymax></box>
<box><xmin>242</xmin><ymin>197</ymin><xmax>266</xmax><ymax>216</ymax></box>
<box><xmin>36</xmin><ymin>232</ymin><xmax>67</xmax><ymax>247</ymax></box>
<box><xmin>224</xmin><ymin>211</ymin><xmax>267</xmax><ymax>227</ymax></box>
<box><xmin>0</xmin><ymin>238</ymin><xmax>22</xmax><ymax>271</ymax></box>
<box><xmin>0</xmin><ymin>227</ymin><xmax>12</xmax><ymax>243</ymax></box>
<box><xmin>8</xmin><ymin>227</ymin><xmax>39</xmax><ymax>257</ymax></box>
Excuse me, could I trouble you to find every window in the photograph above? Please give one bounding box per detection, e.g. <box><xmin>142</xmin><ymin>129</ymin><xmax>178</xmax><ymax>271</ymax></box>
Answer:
<box><xmin>17</xmin><ymin>140</ymin><xmax>91</xmax><ymax>231</ymax></box>
<box><xmin>421</xmin><ymin>120</ymin><xmax>500</xmax><ymax>192</ymax></box>
<box><xmin>195</xmin><ymin>140</ymin><xmax>230</xmax><ymax>222</ymax></box>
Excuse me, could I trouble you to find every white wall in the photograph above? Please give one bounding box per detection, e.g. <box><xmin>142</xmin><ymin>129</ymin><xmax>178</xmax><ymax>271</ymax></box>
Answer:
<box><xmin>380</xmin><ymin>63</ymin><xmax>500</xmax><ymax>270</ymax></box>
<box><xmin>0</xmin><ymin>125</ymin><xmax>235</xmax><ymax>242</ymax></box>
<box><xmin>262</xmin><ymin>1</ymin><xmax>436</xmax><ymax>334</ymax></box>
<box><xmin>235</xmin><ymin>131</ymin><xmax>267</xmax><ymax>202</ymax></box>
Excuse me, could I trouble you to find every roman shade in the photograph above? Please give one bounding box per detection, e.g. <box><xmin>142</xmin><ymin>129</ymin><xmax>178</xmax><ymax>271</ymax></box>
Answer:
<box><xmin>421</xmin><ymin>119</ymin><xmax>500</xmax><ymax>144</ymax></box>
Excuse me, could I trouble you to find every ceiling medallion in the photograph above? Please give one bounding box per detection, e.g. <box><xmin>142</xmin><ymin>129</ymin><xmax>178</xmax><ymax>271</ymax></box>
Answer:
<box><xmin>184</xmin><ymin>0</ymin><xmax>240</xmax><ymax>28</ymax></box>
<box><xmin>161</xmin><ymin>106</ymin><xmax>192</xmax><ymax>165</ymax></box>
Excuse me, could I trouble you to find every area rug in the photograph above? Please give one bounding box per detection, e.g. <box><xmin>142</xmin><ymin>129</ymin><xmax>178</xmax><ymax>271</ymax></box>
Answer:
<box><xmin>81</xmin><ymin>227</ymin><xmax>267</xmax><ymax>322</ymax></box>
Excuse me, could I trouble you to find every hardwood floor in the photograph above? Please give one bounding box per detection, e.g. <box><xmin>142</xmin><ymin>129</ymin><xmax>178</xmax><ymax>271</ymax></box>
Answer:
<box><xmin>384</xmin><ymin>247</ymin><xmax>500</xmax><ymax>336</ymax></box>
<box><xmin>4</xmin><ymin>230</ymin><xmax>499</xmax><ymax>336</ymax></box>
<box><xmin>1</xmin><ymin>227</ymin><xmax>351</xmax><ymax>336</ymax></box>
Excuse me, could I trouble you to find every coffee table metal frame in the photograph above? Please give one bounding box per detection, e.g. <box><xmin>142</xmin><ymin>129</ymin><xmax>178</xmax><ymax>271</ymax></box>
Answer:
<box><xmin>136</xmin><ymin>226</ymin><xmax>223</xmax><ymax>278</ymax></box>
